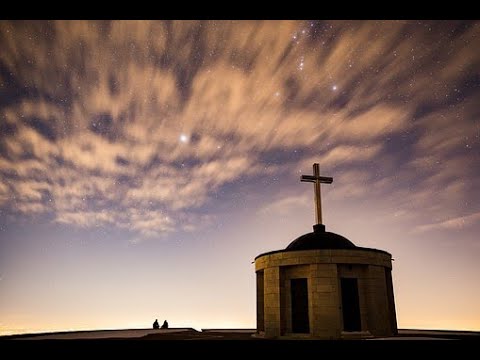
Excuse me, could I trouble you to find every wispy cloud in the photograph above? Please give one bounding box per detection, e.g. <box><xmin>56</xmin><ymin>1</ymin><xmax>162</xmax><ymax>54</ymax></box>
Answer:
<box><xmin>1</xmin><ymin>20</ymin><xmax>478</xmax><ymax>240</ymax></box>
<box><xmin>414</xmin><ymin>212</ymin><xmax>480</xmax><ymax>233</ymax></box>
<box><xmin>258</xmin><ymin>195</ymin><xmax>310</xmax><ymax>216</ymax></box>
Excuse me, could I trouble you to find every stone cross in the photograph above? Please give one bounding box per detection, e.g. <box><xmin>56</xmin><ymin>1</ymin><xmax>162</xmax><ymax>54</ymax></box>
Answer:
<box><xmin>300</xmin><ymin>163</ymin><xmax>333</xmax><ymax>225</ymax></box>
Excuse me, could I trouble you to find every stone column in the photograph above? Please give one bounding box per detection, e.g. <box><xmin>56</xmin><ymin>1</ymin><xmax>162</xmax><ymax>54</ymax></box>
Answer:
<box><xmin>366</xmin><ymin>265</ymin><xmax>389</xmax><ymax>335</ymax></box>
<box><xmin>310</xmin><ymin>263</ymin><xmax>341</xmax><ymax>339</ymax></box>
<box><xmin>385</xmin><ymin>268</ymin><xmax>398</xmax><ymax>335</ymax></box>
<box><xmin>264</xmin><ymin>266</ymin><xmax>281</xmax><ymax>337</ymax></box>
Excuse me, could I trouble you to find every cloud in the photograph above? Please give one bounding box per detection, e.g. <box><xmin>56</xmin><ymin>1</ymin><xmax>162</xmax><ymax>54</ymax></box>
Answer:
<box><xmin>301</xmin><ymin>144</ymin><xmax>383</xmax><ymax>169</ymax></box>
<box><xmin>55</xmin><ymin>210</ymin><xmax>115</xmax><ymax>228</ymax></box>
<box><xmin>327</xmin><ymin>106</ymin><xmax>412</xmax><ymax>142</ymax></box>
<box><xmin>0</xmin><ymin>181</ymin><xmax>8</xmax><ymax>205</ymax></box>
<box><xmin>0</xmin><ymin>20</ymin><xmax>479</xmax><ymax>241</ymax></box>
<box><xmin>414</xmin><ymin>212</ymin><xmax>480</xmax><ymax>233</ymax></box>
<box><xmin>327</xmin><ymin>169</ymin><xmax>374</xmax><ymax>200</ymax></box>
<box><xmin>258</xmin><ymin>195</ymin><xmax>310</xmax><ymax>216</ymax></box>
<box><xmin>414</xmin><ymin>95</ymin><xmax>479</xmax><ymax>155</ymax></box>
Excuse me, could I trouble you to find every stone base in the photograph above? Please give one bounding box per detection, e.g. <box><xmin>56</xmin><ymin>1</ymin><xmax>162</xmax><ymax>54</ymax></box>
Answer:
<box><xmin>255</xmin><ymin>248</ymin><xmax>397</xmax><ymax>339</ymax></box>
<box><xmin>341</xmin><ymin>331</ymin><xmax>374</xmax><ymax>339</ymax></box>
<box><xmin>253</xmin><ymin>331</ymin><xmax>375</xmax><ymax>340</ymax></box>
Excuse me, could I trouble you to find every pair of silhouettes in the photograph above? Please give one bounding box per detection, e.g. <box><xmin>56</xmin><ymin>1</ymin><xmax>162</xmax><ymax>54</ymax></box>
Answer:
<box><xmin>153</xmin><ymin>319</ymin><xmax>168</xmax><ymax>329</ymax></box>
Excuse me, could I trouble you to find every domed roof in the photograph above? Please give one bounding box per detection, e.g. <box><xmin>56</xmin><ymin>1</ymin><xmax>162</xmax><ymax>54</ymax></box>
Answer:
<box><xmin>286</xmin><ymin>224</ymin><xmax>356</xmax><ymax>250</ymax></box>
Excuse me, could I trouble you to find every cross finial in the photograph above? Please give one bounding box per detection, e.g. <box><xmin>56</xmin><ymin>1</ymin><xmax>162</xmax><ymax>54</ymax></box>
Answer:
<box><xmin>300</xmin><ymin>163</ymin><xmax>333</xmax><ymax>225</ymax></box>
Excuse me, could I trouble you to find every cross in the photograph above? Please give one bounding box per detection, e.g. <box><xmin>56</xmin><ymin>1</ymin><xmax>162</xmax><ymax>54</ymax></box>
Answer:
<box><xmin>300</xmin><ymin>163</ymin><xmax>333</xmax><ymax>225</ymax></box>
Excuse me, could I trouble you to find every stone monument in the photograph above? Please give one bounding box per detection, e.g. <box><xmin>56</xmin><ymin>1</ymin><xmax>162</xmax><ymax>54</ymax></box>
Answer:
<box><xmin>254</xmin><ymin>163</ymin><xmax>397</xmax><ymax>339</ymax></box>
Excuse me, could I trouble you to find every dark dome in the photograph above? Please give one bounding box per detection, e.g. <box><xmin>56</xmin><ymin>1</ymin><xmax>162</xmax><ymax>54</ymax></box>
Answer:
<box><xmin>286</xmin><ymin>224</ymin><xmax>356</xmax><ymax>250</ymax></box>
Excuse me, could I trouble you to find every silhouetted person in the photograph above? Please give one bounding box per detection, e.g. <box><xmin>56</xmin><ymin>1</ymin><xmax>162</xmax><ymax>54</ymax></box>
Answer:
<box><xmin>153</xmin><ymin>319</ymin><xmax>159</xmax><ymax>329</ymax></box>
<box><xmin>161</xmin><ymin>320</ymin><xmax>169</xmax><ymax>329</ymax></box>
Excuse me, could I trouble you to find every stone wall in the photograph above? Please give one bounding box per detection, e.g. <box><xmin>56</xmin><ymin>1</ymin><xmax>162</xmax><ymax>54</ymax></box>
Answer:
<box><xmin>255</xmin><ymin>249</ymin><xmax>396</xmax><ymax>339</ymax></box>
<box><xmin>309</xmin><ymin>263</ymin><xmax>341</xmax><ymax>338</ymax></box>
<box><xmin>263</xmin><ymin>266</ymin><xmax>281</xmax><ymax>337</ymax></box>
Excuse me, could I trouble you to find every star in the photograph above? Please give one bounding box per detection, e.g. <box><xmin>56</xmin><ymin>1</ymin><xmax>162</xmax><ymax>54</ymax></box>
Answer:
<box><xmin>179</xmin><ymin>134</ymin><xmax>189</xmax><ymax>143</ymax></box>
<box><xmin>332</xmin><ymin>85</ymin><xmax>338</xmax><ymax>91</ymax></box>
<box><xmin>298</xmin><ymin>56</ymin><xmax>305</xmax><ymax>71</ymax></box>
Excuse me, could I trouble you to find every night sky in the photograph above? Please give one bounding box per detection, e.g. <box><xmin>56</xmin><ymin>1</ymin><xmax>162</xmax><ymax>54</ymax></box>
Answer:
<box><xmin>0</xmin><ymin>20</ymin><xmax>479</xmax><ymax>335</ymax></box>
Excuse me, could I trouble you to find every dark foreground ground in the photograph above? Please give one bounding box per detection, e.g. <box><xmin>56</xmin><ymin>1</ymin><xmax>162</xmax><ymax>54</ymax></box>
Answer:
<box><xmin>142</xmin><ymin>329</ymin><xmax>258</xmax><ymax>340</ymax></box>
<box><xmin>2</xmin><ymin>328</ymin><xmax>480</xmax><ymax>340</ymax></box>
<box><xmin>140</xmin><ymin>329</ymin><xmax>480</xmax><ymax>341</ymax></box>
